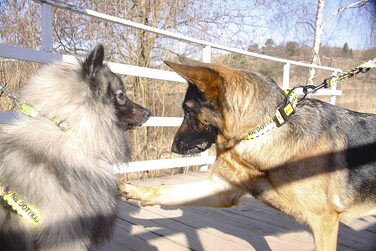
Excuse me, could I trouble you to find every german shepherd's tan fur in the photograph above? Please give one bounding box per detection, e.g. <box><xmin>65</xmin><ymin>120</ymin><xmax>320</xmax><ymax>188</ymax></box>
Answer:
<box><xmin>120</xmin><ymin>59</ymin><xmax>376</xmax><ymax>251</ymax></box>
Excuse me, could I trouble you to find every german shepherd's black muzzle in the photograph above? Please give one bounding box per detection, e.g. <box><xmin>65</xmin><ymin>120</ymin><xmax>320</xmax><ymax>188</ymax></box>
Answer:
<box><xmin>170</xmin><ymin>80</ymin><xmax>218</xmax><ymax>155</ymax></box>
<box><xmin>171</xmin><ymin>115</ymin><xmax>217</xmax><ymax>154</ymax></box>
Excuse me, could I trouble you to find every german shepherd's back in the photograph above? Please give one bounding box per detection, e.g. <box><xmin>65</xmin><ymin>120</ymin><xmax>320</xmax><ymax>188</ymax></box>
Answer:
<box><xmin>291</xmin><ymin>98</ymin><xmax>376</xmax><ymax>206</ymax></box>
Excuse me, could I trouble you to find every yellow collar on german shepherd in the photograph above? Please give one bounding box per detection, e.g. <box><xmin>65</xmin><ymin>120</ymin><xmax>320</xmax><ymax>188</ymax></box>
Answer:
<box><xmin>120</xmin><ymin>58</ymin><xmax>376</xmax><ymax>251</ymax></box>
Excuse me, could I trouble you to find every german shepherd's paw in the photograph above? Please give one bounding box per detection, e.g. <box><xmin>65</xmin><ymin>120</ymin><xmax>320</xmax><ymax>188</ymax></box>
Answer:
<box><xmin>118</xmin><ymin>183</ymin><xmax>159</xmax><ymax>206</ymax></box>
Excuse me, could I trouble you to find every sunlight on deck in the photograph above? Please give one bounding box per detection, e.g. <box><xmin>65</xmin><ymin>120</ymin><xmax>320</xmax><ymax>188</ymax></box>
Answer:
<box><xmin>96</xmin><ymin>172</ymin><xmax>376</xmax><ymax>251</ymax></box>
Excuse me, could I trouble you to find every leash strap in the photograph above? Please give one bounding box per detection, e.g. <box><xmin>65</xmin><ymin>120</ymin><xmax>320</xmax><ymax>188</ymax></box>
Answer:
<box><xmin>325</xmin><ymin>59</ymin><xmax>376</xmax><ymax>88</ymax></box>
<box><xmin>0</xmin><ymin>82</ymin><xmax>21</xmax><ymax>108</ymax></box>
<box><xmin>297</xmin><ymin>58</ymin><xmax>376</xmax><ymax>101</ymax></box>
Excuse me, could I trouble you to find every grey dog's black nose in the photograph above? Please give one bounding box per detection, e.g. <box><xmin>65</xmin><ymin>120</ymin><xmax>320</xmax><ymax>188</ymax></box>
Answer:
<box><xmin>171</xmin><ymin>138</ymin><xmax>179</xmax><ymax>153</ymax></box>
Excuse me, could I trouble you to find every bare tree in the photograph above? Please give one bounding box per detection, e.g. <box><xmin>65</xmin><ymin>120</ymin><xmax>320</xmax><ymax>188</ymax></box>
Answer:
<box><xmin>307</xmin><ymin>0</ymin><xmax>373</xmax><ymax>84</ymax></box>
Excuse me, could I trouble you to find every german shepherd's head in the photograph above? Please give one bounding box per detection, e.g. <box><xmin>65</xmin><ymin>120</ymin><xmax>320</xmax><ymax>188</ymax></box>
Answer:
<box><xmin>82</xmin><ymin>44</ymin><xmax>151</xmax><ymax>130</ymax></box>
<box><xmin>165</xmin><ymin>58</ymin><xmax>285</xmax><ymax>154</ymax></box>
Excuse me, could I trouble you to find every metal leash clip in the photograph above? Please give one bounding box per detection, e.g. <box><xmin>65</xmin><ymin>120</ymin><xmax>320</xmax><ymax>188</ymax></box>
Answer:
<box><xmin>0</xmin><ymin>83</ymin><xmax>21</xmax><ymax>109</ymax></box>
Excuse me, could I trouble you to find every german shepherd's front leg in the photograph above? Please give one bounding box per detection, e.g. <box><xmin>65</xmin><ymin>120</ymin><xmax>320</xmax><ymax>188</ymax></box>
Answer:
<box><xmin>119</xmin><ymin>174</ymin><xmax>245</xmax><ymax>207</ymax></box>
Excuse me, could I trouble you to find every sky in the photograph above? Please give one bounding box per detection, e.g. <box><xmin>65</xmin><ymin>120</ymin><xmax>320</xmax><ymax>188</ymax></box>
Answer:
<box><xmin>226</xmin><ymin>0</ymin><xmax>375</xmax><ymax>50</ymax></box>
<box><xmin>290</xmin><ymin>0</ymin><xmax>374</xmax><ymax>49</ymax></box>
<box><xmin>321</xmin><ymin>0</ymin><xmax>375</xmax><ymax>49</ymax></box>
<box><xmin>0</xmin><ymin>0</ymin><xmax>374</xmax><ymax>51</ymax></box>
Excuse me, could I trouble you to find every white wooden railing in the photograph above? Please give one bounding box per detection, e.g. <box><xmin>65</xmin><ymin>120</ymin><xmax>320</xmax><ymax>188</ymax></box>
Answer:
<box><xmin>0</xmin><ymin>0</ymin><xmax>342</xmax><ymax>173</ymax></box>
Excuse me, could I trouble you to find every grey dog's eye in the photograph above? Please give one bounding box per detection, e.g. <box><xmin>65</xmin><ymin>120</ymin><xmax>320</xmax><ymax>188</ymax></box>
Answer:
<box><xmin>117</xmin><ymin>93</ymin><xmax>125</xmax><ymax>99</ymax></box>
<box><xmin>115</xmin><ymin>90</ymin><xmax>126</xmax><ymax>102</ymax></box>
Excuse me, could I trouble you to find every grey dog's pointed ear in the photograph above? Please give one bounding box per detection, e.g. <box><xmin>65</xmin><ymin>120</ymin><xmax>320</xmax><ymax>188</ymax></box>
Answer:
<box><xmin>82</xmin><ymin>44</ymin><xmax>104</xmax><ymax>78</ymax></box>
<box><xmin>164</xmin><ymin>60</ymin><xmax>224</xmax><ymax>104</ymax></box>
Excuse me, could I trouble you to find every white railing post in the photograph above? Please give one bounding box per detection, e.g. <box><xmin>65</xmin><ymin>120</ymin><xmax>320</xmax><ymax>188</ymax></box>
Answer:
<box><xmin>202</xmin><ymin>45</ymin><xmax>211</xmax><ymax>63</ymax></box>
<box><xmin>282</xmin><ymin>63</ymin><xmax>290</xmax><ymax>89</ymax></box>
<box><xmin>330</xmin><ymin>71</ymin><xmax>338</xmax><ymax>105</ymax></box>
<box><xmin>199</xmin><ymin>45</ymin><xmax>212</xmax><ymax>172</ymax></box>
<box><xmin>41</xmin><ymin>3</ymin><xmax>53</xmax><ymax>52</ymax></box>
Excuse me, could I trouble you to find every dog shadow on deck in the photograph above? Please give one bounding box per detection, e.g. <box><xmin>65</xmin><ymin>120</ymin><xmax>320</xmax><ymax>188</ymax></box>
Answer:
<box><xmin>1</xmin><ymin>203</ymin><xmax>373</xmax><ymax>250</ymax></box>
<box><xmin>114</xmin><ymin>197</ymin><xmax>376</xmax><ymax>251</ymax></box>
<box><xmin>114</xmin><ymin>142</ymin><xmax>376</xmax><ymax>251</ymax></box>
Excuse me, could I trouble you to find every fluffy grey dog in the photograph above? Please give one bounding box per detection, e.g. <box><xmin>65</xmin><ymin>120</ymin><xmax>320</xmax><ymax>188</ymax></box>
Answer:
<box><xmin>0</xmin><ymin>44</ymin><xmax>150</xmax><ymax>250</ymax></box>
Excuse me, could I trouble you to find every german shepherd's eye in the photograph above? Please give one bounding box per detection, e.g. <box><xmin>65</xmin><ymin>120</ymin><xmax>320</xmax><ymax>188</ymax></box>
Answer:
<box><xmin>200</xmin><ymin>119</ymin><xmax>210</xmax><ymax>128</ymax></box>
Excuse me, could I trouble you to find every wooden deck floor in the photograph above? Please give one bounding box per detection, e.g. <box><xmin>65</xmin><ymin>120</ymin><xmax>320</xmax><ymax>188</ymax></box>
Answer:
<box><xmin>98</xmin><ymin>172</ymin><xmax>376</xmax><ymax>251</ymax></box>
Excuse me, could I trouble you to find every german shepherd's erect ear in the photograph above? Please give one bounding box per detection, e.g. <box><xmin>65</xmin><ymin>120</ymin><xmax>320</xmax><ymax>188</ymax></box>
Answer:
<box><xmin>164</xmin><ymin>61</ymin><xmax>224</xmax><ymax>105</ymax></box>
<box><xmin>165</xmin><ymin>60</ymin><xmax>223</xmax><ymax>154</ymax></box>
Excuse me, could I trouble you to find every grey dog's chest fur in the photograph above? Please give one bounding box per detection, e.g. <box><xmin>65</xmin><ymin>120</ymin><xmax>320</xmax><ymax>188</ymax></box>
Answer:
<box><xmin>0</xmin><ymin>127</ymin><xmax>118</xmax><ymax>249</ymax></box>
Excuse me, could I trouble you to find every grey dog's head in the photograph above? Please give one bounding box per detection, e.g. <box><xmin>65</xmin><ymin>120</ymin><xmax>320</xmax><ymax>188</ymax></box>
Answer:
<box><xmin>82</xmin><ymin>44</ymin><xmax>151</xmax><ymax>130</ymax></box>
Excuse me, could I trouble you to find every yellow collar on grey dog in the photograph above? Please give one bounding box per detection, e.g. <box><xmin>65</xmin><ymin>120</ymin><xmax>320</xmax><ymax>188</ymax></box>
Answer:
<box><xmin>245</xmin><ymin>89</ymin><xmax>297</xmax><ymax>141</ymax></box>
<box><xmin>0</xmin><ymin>182</ymin><xmax>41</xmax><ymax>226</ymax></box>
<box><xmin>20</xmin><ymin>103</ymin><xmax>72</xmax><ymax>133</ymax></box>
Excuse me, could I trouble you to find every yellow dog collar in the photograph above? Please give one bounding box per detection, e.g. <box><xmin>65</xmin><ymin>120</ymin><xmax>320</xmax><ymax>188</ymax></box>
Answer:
<box><xmin>20</xmin><ymin>103</ymin><xmax>73</xmax><ymax>134</ymax></box>
<box><xmin>245</xmin><ymin>89</ymin><xmax>297</xmax><ymax>141</ymax></box>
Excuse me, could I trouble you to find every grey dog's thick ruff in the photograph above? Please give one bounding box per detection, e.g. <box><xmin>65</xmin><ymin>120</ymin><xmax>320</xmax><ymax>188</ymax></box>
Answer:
<box><xmin>0</xmin><ymin>45</ymin><xmax>131</xmax><ymax>250</ymax></box>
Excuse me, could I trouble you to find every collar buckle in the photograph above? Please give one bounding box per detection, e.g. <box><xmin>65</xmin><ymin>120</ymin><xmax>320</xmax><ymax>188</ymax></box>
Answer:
<box><xmin>273</xmin><ymin>89</ymin><xmax>297</xmax><ymax>127</ymax></box>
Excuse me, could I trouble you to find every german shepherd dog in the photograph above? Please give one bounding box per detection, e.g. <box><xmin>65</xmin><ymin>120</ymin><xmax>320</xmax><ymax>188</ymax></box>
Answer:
<box><xmin>121</xmin><ymin>58</ymin><xmax>376</xmax><ymax>251</ymax></box>
<box><xmin>0</xmin><ymin>44</ymin><xmax>150</xmax><ymax>250</ymax></box>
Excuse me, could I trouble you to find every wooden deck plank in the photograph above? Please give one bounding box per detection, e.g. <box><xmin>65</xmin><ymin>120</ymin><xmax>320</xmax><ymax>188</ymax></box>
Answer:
<box><xmin>142</xmin><ymin>202</ymin><xmax>316</xmax><ymax>251</ymax></box>
<box><xmin>202</xmin><ymin>200</ymin><xmax>376</xmax><ymax>250</ymax></box>
<box><xmin>94</xmin><ymin>218</ymin><xmax>160</xmax><ymax>251</ymax></box>
<box><xmin>118</xmin><ymin>201</ymin><xmax>254</xmax><ymax>251</ymax></box>
<box><xmin>186</xmin><ymin>205</ymin><xmax>373</xmax><ymax>251</ymax></box>
<box><xmin>111</xmin><ymin>173</ymin><xmax>376</xmax><ymax>251</ymax></box>
<box><xmin>115</xmin><ymin>209</ymin><xmax>191</xmax><ymax>251</ymax></box>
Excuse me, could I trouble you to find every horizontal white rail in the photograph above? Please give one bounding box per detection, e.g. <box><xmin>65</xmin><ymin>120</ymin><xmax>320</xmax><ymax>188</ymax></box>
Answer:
<box><xmin>0</xmin><ymin>45</ymin><xmax>185</xmax><ymax>83</ymax></box>
<box><xmin>33</xmin><ymin>0</ymin><xmax>341</xmax><ymax>72</ymax></box>
<box><xmin>0</xmin><ymin>46</ymin><xmax>344</xmax><ymax>96</ymax></box>
<box><xmin>0</xmin><ymin>112</ymin><xmax>212</xmax><ymax>172</ymax></box>
<box><xmin>113</xmin><ymin>156</ymin><xmax>216</xmax><ymax>173</ymax></box>
<box><xmin>143</xmin><ymin>117</ymin><xmax>183</xmax><ymax>127</ymax></box>
<box><xmin>0</xmin><ymin>111</ymin><xmax>183</xmax><ymax>127</ymax></box>
<box><xmin>0</xmin><ymin>112</ymin><xmax>20</xmax><ymax>124</ymax></box>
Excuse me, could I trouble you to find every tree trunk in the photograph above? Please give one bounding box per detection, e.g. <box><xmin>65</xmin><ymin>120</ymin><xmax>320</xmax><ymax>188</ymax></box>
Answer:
<box><xmin>307</xmin><ymin>0</ymin><xmax>325</xmax><ymax>84</ymax></box>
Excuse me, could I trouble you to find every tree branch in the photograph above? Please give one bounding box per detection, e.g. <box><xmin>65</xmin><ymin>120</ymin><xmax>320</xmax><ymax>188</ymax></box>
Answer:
<box><xmin>322</xmin><ymin>0</ymin><xmax>371</xmax><ymax>28</ymax></box>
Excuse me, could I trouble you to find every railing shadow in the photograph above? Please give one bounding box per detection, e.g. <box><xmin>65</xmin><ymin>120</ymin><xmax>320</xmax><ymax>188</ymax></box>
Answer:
<box><xmin>117</xmin><ymin>141</ymin><xmax>376</xmax><ymax>250</ymax></box>
<box><xmin>1</xmin><ymin>143</ymin><xmax>375</xmax><ymax>250</ymax></box>
<box><xmin>116</xmin><ymin>200</ymin><xmax>375</xmax><ymax>250</ymax></box>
